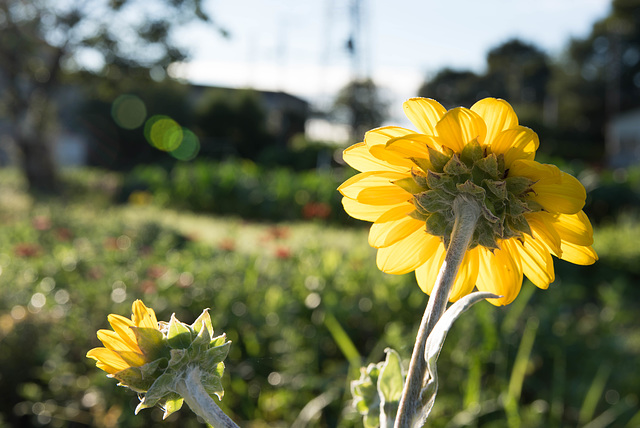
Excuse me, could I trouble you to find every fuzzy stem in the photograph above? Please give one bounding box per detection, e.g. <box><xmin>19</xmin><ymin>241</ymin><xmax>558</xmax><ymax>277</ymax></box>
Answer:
<box><xmin>175</xmin><ymin>366</ymin><xmax>239</xmax><ymax>428</ymax></box>
<box><xmin>394</xmin><ymin>195</ymin><xmax>481</xmax><ymax>428</ymax></box>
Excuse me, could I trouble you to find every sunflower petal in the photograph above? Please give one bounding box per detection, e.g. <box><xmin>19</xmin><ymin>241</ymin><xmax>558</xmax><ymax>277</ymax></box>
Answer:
<box><xmin>132</xmin><ymin>300</ymin><xmax>158</xmax><ymax>329</ymax></box>
<box><xmin>107</xmin><ymin>314</ymin><xmax>138</xmax><ymax>349</ymax></box>
<box><xmin>415</xmin><ymin>243</ymin><xmax>446</xmax><ymax>295</ymax></box>
<box><xmin>547</xmin><ymin>211</ymin><xmax>594</xmax><ymax>246</ymax></box>
<box><xmin>338</xmin><ymin>171</ymin><xmax>407</xmax><ymax>199</ymax></box>
<box><xmin>476</xmin><ymin>245</ymin><xmax>523</xmax><ymax>306</ymax></box>
<box><xmin>512</xmin><ymin>236</ymin><xmax>555</xmax><ymax>289</ymax></box>
<box><xmin>491</xmin><ymin>126</ymin><xmax>539</xmax><ymax>167</ymax></box>
<box><xmin>448</xmin><ymin>248</ymin><xmax>480</xmax><ymax>301</ymax></box>
<box><xmin>364</xmin><ymin>126</ymin><xmax>416</xmax><ymax>147</ymax></box>
<box><xmin>435</xmin><ymin>107</ymin><xmax>487</xmax><ymax>152</ymax></box>
<box><xmin>97</xmin><ymin>329</ymin><xmax>141</xmax><ymax>354</ymax></box>
<box><xmin>86</xmin><ymin>348</ymin><xmax>131</xmax><ymax>374</ymax></box>
<box><xmin>526</xmin><ymin>212</ymin><xmax>563</xmax><ymax>257</ymax></box>
<box><xmin>509</xmin><ymin>160</ymin><xmax>586</xmax><ymax>214</ymax></box>
<box><xmin>402</xmin><ymin>98</ymin><xmax>447</xmax><ymax>136</ymax></box>
<box><xmin>471</xmin><ymin>98</ymin><xmax>519</xmax><ymax>145</ymax></box>
<box><xmin>341</xmin><ymin>197</ymin><xmax>409</xmax><ymax>222</ymax></box>
<box><xmin>369</xmin><ymin>204</ymin><xmax>424</xmax><ymax>248</ymax></box>
<box><xmin>343</xmin><ymin>143</ymin><xmax>407</xmax><ymax>173</ymax></box>
<box><xmin>559</xmin><ymin>241</ymin><xmax>598</xmax><ymax>265</ymax></box>
<box><xmin>376</xmin><ymin>229</ymin><xmax>440</xmax><ymax>274</ymax></box>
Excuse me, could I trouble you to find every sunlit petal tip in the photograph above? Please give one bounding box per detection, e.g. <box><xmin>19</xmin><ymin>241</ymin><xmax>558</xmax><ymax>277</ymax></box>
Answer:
<box><xmin>132</xmin><ymin>299</ymin><xmax>158</xmax><ymax>329</ymax></box>
<box><xmin>435</xmin><ymin>107</ymin><xmax>487</xmax><ymax>152</ymax></box>
<box><xmin>402</xmin><ymin>98</ymin><xmax>447</xmax><ymax>136</ymax></box>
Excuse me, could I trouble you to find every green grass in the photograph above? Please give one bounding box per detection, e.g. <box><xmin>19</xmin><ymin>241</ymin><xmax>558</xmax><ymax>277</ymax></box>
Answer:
<box><xmin>0</xmin><ymin>167</ymin><xmax>639</xmax><ymax>427</ymax></box>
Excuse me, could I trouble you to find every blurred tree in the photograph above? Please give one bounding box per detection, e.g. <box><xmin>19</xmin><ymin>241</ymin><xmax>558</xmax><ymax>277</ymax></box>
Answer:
<box><xmin>417</xmin><ymin>68</ymin><xmax>485</xmax><ymax>108</ymax></box>
<box><xmin>195</xmin><ymin>89</ymin><xmax>271</xmax><ymax>160</ymax></box>
<box><xmin>485</xmin><ymin>39</ymin><xmax>551</xmax><ymax>105</ymax></box>
<box><xmin>550</xmin><ymin>0</ymin><xmax>640</xmax><ymax>161</ymax></box>
<box><xmin>0</xmin><ymin>0</ymin><xmax>225</xmax><ymax>193</ymax></box>
<box><xmin>334</xmin><ymin>78</ymin><xmax>388</xmax><ymax>141</ymax></box>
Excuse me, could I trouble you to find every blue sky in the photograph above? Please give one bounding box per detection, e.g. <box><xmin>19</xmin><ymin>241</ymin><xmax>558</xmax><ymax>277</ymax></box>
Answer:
<box><xmin>172</xmin><ymin>0</ymin><xmax>611</xmax><ymax>118</ymax></box>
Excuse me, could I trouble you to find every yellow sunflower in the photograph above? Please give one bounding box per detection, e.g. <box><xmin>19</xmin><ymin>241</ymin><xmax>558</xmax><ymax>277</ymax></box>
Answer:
<box><xmin>87</xmin><ymin>300</ymin><xmax>160</xmax><ymax>374</ymax></box>
<box><xmin>338</xmin><ymin>97</ymin><xmax>597</xmax><ymax>305</ymax></box>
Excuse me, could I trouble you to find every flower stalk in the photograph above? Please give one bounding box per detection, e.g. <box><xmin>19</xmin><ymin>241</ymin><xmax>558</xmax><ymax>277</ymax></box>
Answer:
<box><xmin>395</xmin><ymin>195</ymin><xmax>481</xmax><ymax>428</ymax></box>
<box><xmin>175</xmin><ymin>366</ymin><xmax>240</xmax><ymax>428</ymax></box>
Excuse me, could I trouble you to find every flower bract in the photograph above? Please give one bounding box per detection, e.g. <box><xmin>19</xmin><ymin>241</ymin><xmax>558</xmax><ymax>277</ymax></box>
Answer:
<box><xmin>338</xmin><ymin>97</ymin><xmax>597</xmax><ymax>305</ymax></box>
<box><xmin>87</xmin><ymin>300</ymin><xmax>231</xmax><ymax>419</ymax></box>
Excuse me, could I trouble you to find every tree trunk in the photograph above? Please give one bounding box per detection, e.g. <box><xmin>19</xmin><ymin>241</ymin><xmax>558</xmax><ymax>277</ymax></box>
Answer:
<box><xmin>17</xmin><ymin>134</ymin><xmax>59</xmax><ymax>194</ymax></box>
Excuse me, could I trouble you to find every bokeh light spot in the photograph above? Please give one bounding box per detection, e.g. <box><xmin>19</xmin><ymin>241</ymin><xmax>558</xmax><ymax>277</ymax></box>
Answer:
<box><xmin>144</xmin><ymin>115</ymin><xmax>183</xmax><ymax>151</ymax></box>
<box><xmin>170</xmin><ymin>128</ymin><xmax>200</xmax><ymax>161</ymax></box>
<box><xmin>111</xmin><ymin>95</ymin><xmax>147</xmax><ymax>130</ymax></box>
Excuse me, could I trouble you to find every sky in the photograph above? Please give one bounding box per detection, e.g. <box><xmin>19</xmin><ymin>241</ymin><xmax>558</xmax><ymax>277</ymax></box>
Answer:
<box><xmin>172</xmin><ymin>0</ymin><xmax>612</xmax><ymax>120</ymax></box>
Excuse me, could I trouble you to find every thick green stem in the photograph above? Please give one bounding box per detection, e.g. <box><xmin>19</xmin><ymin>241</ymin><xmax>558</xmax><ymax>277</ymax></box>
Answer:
<box><xmin>175</xmin><ymin>367</ymin><xmax>239</xmax><ymax>428</ymax></box>
<box><xmin>394</xmin><ymin>195</ymin><xmax>481</xmax><ymax>428</ymax></box>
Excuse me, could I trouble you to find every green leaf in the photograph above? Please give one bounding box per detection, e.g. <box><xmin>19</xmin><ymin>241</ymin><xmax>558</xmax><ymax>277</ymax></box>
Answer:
<box><xmin>416</xmin><ymin>291</ymin><xmax>500</xmax><ymax>424</ymax></box>
<box><xmin>167</xmin><ymin>314</ymin><xmax>192</xmax><ymax>349</ymax></box>
<box><xmin>377</xmin><ymin>348</ymin><xmax>404</xmax><ymax>404</ymax></box>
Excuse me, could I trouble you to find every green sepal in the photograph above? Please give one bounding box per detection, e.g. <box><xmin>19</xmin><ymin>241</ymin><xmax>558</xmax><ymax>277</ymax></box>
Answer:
<box><xmin>427</xmin><ymin>170</ymin><xmax>457</xmax><ymax>195</ymax></box>
<box><xmin>393</xmin><ymin>176</ymin><xmax>425</xmax><ymax>195</ymax></box>
<box><xmin>507</xmin><ymin>196</ymin><xmax>531</xmax><ymax>216</ymax></box>
<box><xmin>480</xmin><ymin>200</ymin><xmax>500</xmax><ymax>224</ymax></box>
<box><xmin>427</xmin><ymin>147</ymin><xmax>451</xmax><ymax>173</ymax></box>
<box><xmin>411</xmin><ymin>157</ymin><xmax>434</xmax><ymax>174</ymax></box>
<box><xmin>210</xmin><ymin>334</ymin><xmax>228</xmax><ymax>348</ymax></box>
<box><xmin>460</xmin><ymin>139</ymin><xmax>483</xmax><ymax>167</ymax></box>
<box><xmin>131</xmin><ymin>327</ymin><xmax>168</xmax><ymax>361</ymax></box>
<box><xmin>167</xmin><ymin>314</ymin><xmax>192</xmax><ymax>349</ymax></box>
<box><xmin>415</xmin><ymin>190</ymin><xmax>451</xmax><ymax>213</ymax></box>
<box><xmin>505</xmin><ymin>176</ymin><xmax>534</xmax><ymax>195</ymax></box>
<box><xmin>474</xmin><ymin>153</ymin><xmax>500</xmax><ymax>179</ymax></box>
<box><xmin>475</xmin><ymin>222</ymin><xmax>500</xmax><ymax>250</ymax></box>
<box><xmin>457</xmin><ymin>180</ymin><xmax>486</xmax><ymax>198</ymax></box>
<box><xmin>191</xmin><ymin>309</ymin><xmax>214</xmax><ymax>338</ymax></box>
<box><xmin>162</xmin><ymin>396</ymin><xmax>184</xmax><ymax>419</ymax></box>
<box><xmin>138</xmin><ymin>371</ymin><xmax>176</xmax><ymax>411</ymax></box>
<box><xmin>203</xmin><ymin>337</ymin><xmax>231</xmax><ymax>369</ymax></box>
<box><xmin>408</xmin><ymin>209</ymin><xmax>429</xmax><ymax>222</ymax></box>
<box><xmin>425</xmin><ymin>212</ymin><xmax>449</xmax><ymax>239</ymax></box>
<box><xmin>443</xmin><ymin>154</ymin><xmax>470</xmax><ymax>176</ymax></box>
<box><xmin>112</xmin><ymin>358</ymin><xmax>165</xmax><ymax>393</ymax></box>
<box><xmin>507</xmin><ymin>214</ymin><xmax>533</xmax><ymax>237</ymax></box>
<box><xmin>483</xmin><ymin>179</ymin><xmax>507</xmax><ymax>200</ymax></box>
<box><xmin>201</xmin><ymin>366</ymin><xmax>226</xmax><ymax>399</ymax></box>
<box><xmin>410</xmin><ymin>168</ymin><xmax>429</xmax><ymax>189</ymax></box>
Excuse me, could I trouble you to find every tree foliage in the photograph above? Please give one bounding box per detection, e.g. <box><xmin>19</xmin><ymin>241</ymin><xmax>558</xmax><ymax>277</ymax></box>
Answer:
<box><xmin>0</xmin><ymin>0</ymin><xmax>225</xmax><ymax>193</ymax></box>
<box><xmin>334</xmin><ymin>78</ymin><xmax>388</xmax><ymax>141</ymax></box>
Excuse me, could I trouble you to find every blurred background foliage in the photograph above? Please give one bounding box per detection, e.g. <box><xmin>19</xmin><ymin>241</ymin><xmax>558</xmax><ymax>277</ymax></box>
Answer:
<box><xmin>1</xmin><ymin>0</ymin><xmax>640</xmax><ymax>426</ymax></box>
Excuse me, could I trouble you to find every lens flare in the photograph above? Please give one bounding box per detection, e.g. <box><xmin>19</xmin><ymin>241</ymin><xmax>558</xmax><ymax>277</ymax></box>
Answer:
<box><xmin>111</xmin><ymin>95</ymin><xmax>147</xmax><ymax>130</ymax></box>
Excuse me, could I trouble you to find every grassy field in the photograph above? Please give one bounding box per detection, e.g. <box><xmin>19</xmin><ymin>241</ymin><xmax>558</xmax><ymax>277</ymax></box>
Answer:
<box><xmin>0</xmin><ymin>168</ymin><xmax>639</xmax><ymax>427</ymax></box>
